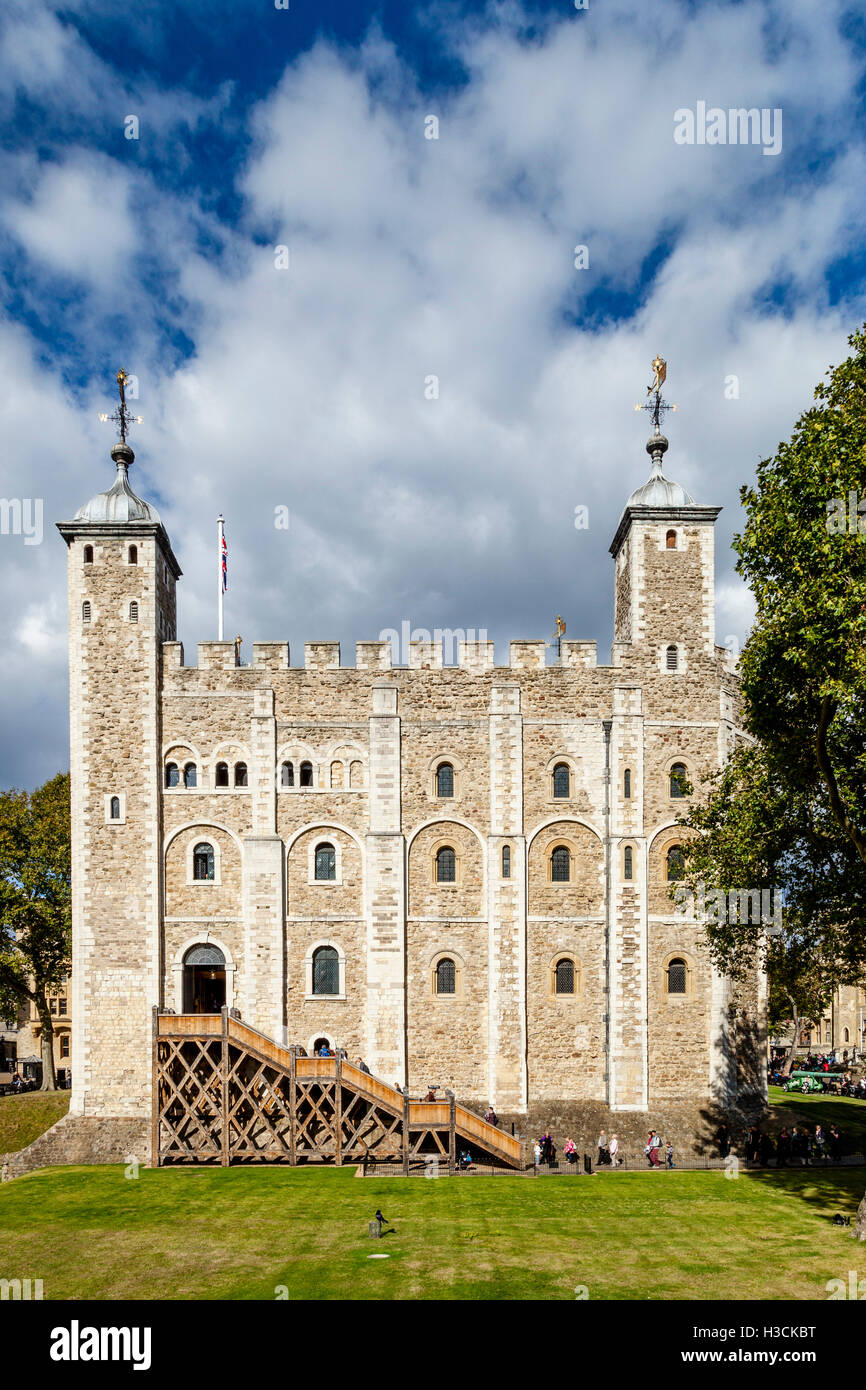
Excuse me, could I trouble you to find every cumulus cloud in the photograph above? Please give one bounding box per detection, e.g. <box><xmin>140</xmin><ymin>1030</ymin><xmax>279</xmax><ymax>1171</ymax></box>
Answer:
<box><xmin>0</xmin><ymin>0</ymin><xmax>865</xmax><ymax>786</ymax></box>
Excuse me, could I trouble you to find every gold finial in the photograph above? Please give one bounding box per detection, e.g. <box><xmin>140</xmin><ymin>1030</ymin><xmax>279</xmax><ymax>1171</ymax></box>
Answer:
<box><xmin>634</xmin><ymin>354</ymin><xmax>676</xmax><ymax>430</ymax></box>
<box><xmin>98</xmin><ymin>366</ymin><xmax>142</xmax><ymax>444</ymax></box>
<box><xmin>647</xmin><ymin>354</ymin><xmax>666</xmax><ymax>396</ymax></box>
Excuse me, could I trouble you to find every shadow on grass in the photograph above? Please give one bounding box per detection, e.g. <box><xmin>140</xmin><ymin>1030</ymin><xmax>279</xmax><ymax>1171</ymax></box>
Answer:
<box><xmin>741</xmin><ymin>1165</ymin><xmax>866</xmax><ymax>1217</ymax></box>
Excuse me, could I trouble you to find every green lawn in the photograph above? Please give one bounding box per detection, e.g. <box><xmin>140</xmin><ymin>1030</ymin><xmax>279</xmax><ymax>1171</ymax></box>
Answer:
<box><xmin>0</xmin><ymin>1092</ymin><xmax>69</xmax><ymax>1154</ymax></box>
<box><xmin>768</xmin><ymin>1086</ymin><xmax>866</xmax><ymax>1151</ymax></box>
<box><xmin>0</xmin><ymin>1164</ymin><xmax>863</xmax><ymax>1300</ymax></box>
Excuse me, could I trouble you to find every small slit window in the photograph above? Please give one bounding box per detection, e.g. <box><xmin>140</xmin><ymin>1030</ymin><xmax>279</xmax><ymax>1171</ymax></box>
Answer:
<box><xmin>666</xmin><ymin>529</ymin><xmax>677</xmax><ymax>549</ymax></box>
<box><xmin>128</xmin><ymin>601</ymin><xmax>139</xmax><ymax>623</ymax></box>
<box><xmin>193</xmin><ymin>842</ymin><xmax>214</xmax><ymax>881</ymax></box>
<box><xmin>624</xmin><ymin>846</ymin><xmax>633</xmax><ymax>881</ymax></box>
<box><xmin>128</xmin><ymin>545</ymin><xmax>138</xmax><ymax>564</ymax></box>
<box><xmin>281</xmin><ymin>761</ymin><xmax>294</xmax><ymax>787</ymax></box>
<box><xmin>300</xmin><ymin>761</ymin><xmax>314</xmax><ymax>787</ymax></box>
<box><xmin>666</xmin><ymin>645</ymin><xmax>679</xmax><ymax>672</ymax></box>
<box><xmin>551</xmin><ymin>845</ymin><xmax>570</xmax><ymax>882</ymax></box>
<box><xmin>667</xmin><ymin>958</ymin><xmax>687</xmax><ymax>994</ymax></box>
<box><xmin>312</xmin><ymin>946</ymin><xmax>339</xmax><ymax>996</ymax></box>
<box><xmin>670</xmin><ymin>762</ymin><xmax>688</xmax><ymax>798</ymax></box>
<box><xmin>553</xmin><ymin>763</ymin><xmax>570</xmax><ymax>798</ymax></box>
<box><xmin>436</xmin><ymin>763</ymin><xmax>454</xmax><ymax>798</ymax></box>
<box><xmin>502</xmin><ymin>845</ymin><xmax>511</xmax><ymax>878</ymax></box>
<box><xmin>555</xmin><ymin>958</ymin><xmax>575</xmax><ymax>995</ymax></box>
<box><xmin>164</xmin><ymin>762</ymin><xmax>179</xmax><ymax>788</ymax></box>
<box><xmin>83</xmin><ymin>545</ymin><xmax>93</xmax><ymax>565</ymax></box>
<box><xmin>435</xmin><ymin>958</ymin><xmax>455</xmax><ymax>995</ymax></box>
<box><xmin>666</xmin><ymin>846</ymin><xmax>685</xmax><ymax>882</ymax></box>
<box><xmin>109</xmin><ymin>796</ymin><xmax>121</xmax><ymax>820</ymax></box>
<box><xmin>315</xmin><ymin>843</ymin><xmax>336</xmax><ymax>881</ymax></box>
<box><xmin>624</xmin><ymin>768</ymin><xmax>631</xmax><ymax>799</ymax></box>
<box><xmin>234</xmin><ymin>762</ymin><xmax>248</xmax><ymax>787</ymax></box>
<box><xmin>82</xmin><ymin>601</ymin><xmax>92</xmax><ymax>624</ymax></box>
<box><xmin>183</xmin><ymin>762</ymin><xmax>197</xmax><ymax>789</ymax></box>
<box><xmin>436</xmin><ymin>847</ymin><xmax>456</xmax><ymax>883</ymax></box>
<box><xmin>215</xmin><ymin>762</ymin><xmax>229</xmax><ymax>787</ymax></box>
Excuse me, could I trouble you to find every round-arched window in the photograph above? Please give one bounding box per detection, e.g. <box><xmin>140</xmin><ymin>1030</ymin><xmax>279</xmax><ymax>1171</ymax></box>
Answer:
<box><xmin>109</xmin><ymin>796</ymin><xmax>121</xmax><ymax>820</ymax></box>
<box><xmin>501</xmin><ymin>845</ymin><xmax>511</xmax><ymax>878</ymax></box>
<box><xmin>315</xmin><ymin>843</ymin><xmax>336</xmax><ymax>881</ymax></box>
<box><xmin>670</xmin><ymin>762</ymin><xmax>688</xmax><ymax>798</ymax></box>
<box><xmin>553</xmin><ymin>763</ymin><xmax>570</xmax><ymax>798</ymax></box>
<box><xmin>165</xmin><ymin>762</ymin><xmax>179</xmax><ymax>788</ymax></box>
<box><xmin>435</xmin><ymin>958</ymin><xmax>456</xmax><ymax>995</ymax></box>
<box><xmin>666</xmin><ymin>529</ymin><xmax>677</xmax><ymax>549</ymax></box>
<box><xmin>234</xmin><ymin>762</ymin><xmax>248</xmax><ymax>787</ymax></box>
<box><xmin>436</xmin><ymin>763</ymin><xmax>454</xmax><ymax>798</ymax></box>
<box><xmin>551</xmin><ymin>845</ymin><xmax>570</xmax><ymax>882</ymax></box>
<box><xmin>215</xmin><ymin>762</ymin><xmax>229</xmax><ymax>787</ymax></box>
<box><xmin>436</xmin><ymin>847</ymin><xmax>456</xmax><ymax>883</ymax></box>
<box><xmin>300</xmin><ymin>761</ymin><xmax>314</xmax><ymax>787</ymax></box>
<box><xmin>281</xmin><ymin>761</ymin><xmax>294</xmax><ymax>787</ymax></box>
<box><xmin>667</xmin><ymin>958</ymin><xmax>687</xmax><ymax>994</ymax></box>
<box><xmin>184</xmin><ymin>762</ymin><xmax>197</xmax><ymax>789</ymax></box>
<box><xmin>624</xmin><ymin>845</ymin><xmax>633</xmax><ymax>880</ymax></box>
<box><xmin>666</xmin><ymin>846</ymin><xmax>685</xmax><ymax>882</ymax></box>
<box><xmin>312</xmin><ymin>946</ymin><xmax>339</xmax><ymax>995</ymax></box>
<box><xmin>555</xmin><ymin>958</ymin><xmax>575</xmax><ymax>995</ymax></box>
<box><xmin>666</xmin><ymin>644</ymin><xmax>679</xmax><ymax>671</ymax></box>
<box><xmin>193</xmin><ymin>843</ymin><xmax>215</xmax><ymax>881</ymax></box>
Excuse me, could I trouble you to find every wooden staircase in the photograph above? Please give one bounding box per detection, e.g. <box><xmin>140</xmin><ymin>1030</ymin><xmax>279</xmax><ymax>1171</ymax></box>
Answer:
<box><xmin>153</xmin><ymin>1009</ymin><xmax>522</xmax><ymax>1170</ymax></box>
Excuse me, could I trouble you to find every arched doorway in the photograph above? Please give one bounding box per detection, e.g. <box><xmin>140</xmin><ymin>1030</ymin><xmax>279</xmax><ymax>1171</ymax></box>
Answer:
<box><xmin>183</xmin><ymin>944</ymin><xmax>226</xmax><ymax>1014</ymax></box>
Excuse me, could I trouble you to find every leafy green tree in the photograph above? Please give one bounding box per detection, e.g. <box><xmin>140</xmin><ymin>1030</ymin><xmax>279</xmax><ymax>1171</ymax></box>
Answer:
<box><xmin>0</xmin><ymin>773</ymin><xmax>71</xmax><ymax>1090</ymax></box>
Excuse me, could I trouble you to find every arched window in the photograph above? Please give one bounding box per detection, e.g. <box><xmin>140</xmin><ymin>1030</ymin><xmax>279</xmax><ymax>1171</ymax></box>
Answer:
<box><xmin>315</xmin><ymin>843</ymin><xmax>336</xmax><ymax>881</ymax></box>
<box><xmin>165</xmin><ymin>762</ymin><xmax>179</xmax><ymax>788</ymax></box>
<box><xmin>234</xmin><ymin>762</ymin><xmax>248</xmax><ymax>787</ymax></box>
<box><xmin>666</xmin><ymin>645</ymin><xmax>679</xmax><ymax>671</ymax></box>
<box><xmin>82</xmin><ymin>601</ymin><xmax>92</xmax><ymax>624</ymax></box>
<box><xmin>670</xmin><ymin>762</ymin><xmax>688</xmax><ymax>798</ymax></box>
<box><xmin>502</xmin><ymin>845</ymin><xmax>511</xmax><ymax>878</ymax></box>
<box><xmin>551</xmin><ymin>845</ymin><xmax>570</xmax><ymax>882</ymax></box>
<box><xmin>281</xmin><ymin>761</ymin><xmax>294</xmax><ymax>787</ymax></box>
<box><xmin>183</xmin><ymin>762</ymin><xmax>197</xmax><ymax>789</ymax></box>
<box><xmin>666</xmin><ymin>846</ymin><xmax>685</xmax><ymax>881</ymax></box>
<box><xmin>667</xmin><ymin>958</ymin><xmax>687</xmax><ymax>994</ymax></box>
<box><xmin>665</xmin><ymin>529</ymin><xmax>677</xmax><ymax>549</ymax></box>
<box><xmin>844</xmin><ymin>1028</ymin><xmax>850</xmax><ymax>1042</ymax></box>
<box><xmin>215</xmin><ymin>762</ymin><xmax>229</xmax><ymax>787</ymax></box>
<box><xmin>553</xmin><ymin>763</ymin><xmax>570</xmax><ymax>798</ymax></box>
<box><xmin>436</xmin><ymin>763</ymin><xmax>454</xmax><ymax>798</ymax></box>
<box><xmin>349</xmin><ymin>759</ymin><xmax>363</xmax><ymax>788</ymax></box>
<box><xmin>83</xmin><ymin>545</ymin><xmax>93</xmax><ymax>564</ymax></box>
<box><xmin>193</xmin><ymin>843</ymin><xmax>215</xmax><ymax>881</ymax></box>
<box><xmin>555</xmin><ymin>958</ymin><xmax>575</xmax><ymax>995</ymax></box>
<box><xmin>624</xmin><ymin>768</ymin><xmax>631</xmax><ymax>799</ymax></box>
<box><xmin>330</xmin><ymin>761</ymin><xmax>344</xmax><ymax>789</ymax></box>
<box><xmin>312</xmin><ymin>946</ymin><xmax>339</xmax><ymax>996</ymax></box>
<box><xmin>435</xmin><ymin>958</ymin><xmax>456</xmax><ymax>995</ymax></box>
<box><xmin>128</xmin><ymin>544</ymin><xmax>138</xmax><ymax>564</ymax></box>
<box><xmin>109</xmin><ymin>796</ymin><xmax>121</xmax><ymax>820</ymax></box>
<box><xmin>300</xmin><ymin>761</ymin><xmax>314</xmax><ymax>787</ymax></box>
<box><xmin>128</xmin><ymin>601</ymin><xmax>139</xmax><ymax>623</ymax></box>
<box><xmin>436</xmin><ymin>847</ymin><xmax>456</xmax><ymax>883</ymax></box>
<box><xmin>624</xmin><ymin>846</ymin><xmax>633</xmax><ymax>881</ymax></box>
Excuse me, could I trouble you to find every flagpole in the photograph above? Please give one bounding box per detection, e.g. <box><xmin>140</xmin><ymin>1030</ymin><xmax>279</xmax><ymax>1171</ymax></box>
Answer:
<box><xmin>217</xmin><ymin>514</ymin><xmax>224</xmax><ymax>641</ymax></box>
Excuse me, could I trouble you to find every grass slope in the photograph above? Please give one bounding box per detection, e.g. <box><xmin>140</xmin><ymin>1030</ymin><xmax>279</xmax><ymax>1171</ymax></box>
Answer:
<box><xmin>768</xmin><ymin>1087</ymin><xmax>866</xmax><ymax>1150</ymax></box>
<box><xmin>0</xmin><ymin>1164</ymin><xmax>863</xmax><ymax>1301</ymax></box>
<box><xmin>0</xmin><ymin>1092</ymin><xmax>70</xmax><ymax>1154</ymax></box>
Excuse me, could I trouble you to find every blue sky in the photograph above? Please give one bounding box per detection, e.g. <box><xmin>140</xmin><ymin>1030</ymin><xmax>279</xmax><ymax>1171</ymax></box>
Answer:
<box><xmin>1</xmin><ymin>0</ymin><xmax>866</xmax><ymax>786</ymax></box>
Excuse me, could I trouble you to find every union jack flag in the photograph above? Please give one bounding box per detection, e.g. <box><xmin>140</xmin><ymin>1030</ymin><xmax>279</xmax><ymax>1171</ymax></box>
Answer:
<box><xmin>221</xmin><ymin>530</ymin><xmax>227</xmax><ymax>593</ymax></box>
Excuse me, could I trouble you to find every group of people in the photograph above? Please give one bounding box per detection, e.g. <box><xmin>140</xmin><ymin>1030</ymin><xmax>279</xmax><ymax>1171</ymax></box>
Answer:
<box><xmin>643</xmin><ymin>1131</ymin><xmax>675</xmax><ymax>1168</ymax></box>
<box><xmin>532</xmin><ymin>1130</ymin><xmax>674</xmax><ymax>1170</ymax></box>
<box><xmin>742</xmin><ymin>1122</ymin><xmax>845</xmax><ymax>1164</ymax></box>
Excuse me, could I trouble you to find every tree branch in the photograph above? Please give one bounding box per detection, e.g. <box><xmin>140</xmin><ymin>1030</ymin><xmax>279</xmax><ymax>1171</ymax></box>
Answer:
<box><xmin>815</xmin><ymin>695</ymin><xmax>866</xmax><ymax>863</ymax></box>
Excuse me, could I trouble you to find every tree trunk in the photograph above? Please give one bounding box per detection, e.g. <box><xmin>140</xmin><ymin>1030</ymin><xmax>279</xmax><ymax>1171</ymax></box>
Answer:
<box><xmin>37</xmin><ymin>1003</ymin><xmax>57</xmax><ymax>1091</ymax></box>
<box><xmin>856</xmin><ymin>1192</ymin><xmax>866</xmax><ymax>1242</ymax></box>
<box><xmin>781</xmin><ymin>1006</ymin><xmax>800</xmax><ymax>1076</ymax></box>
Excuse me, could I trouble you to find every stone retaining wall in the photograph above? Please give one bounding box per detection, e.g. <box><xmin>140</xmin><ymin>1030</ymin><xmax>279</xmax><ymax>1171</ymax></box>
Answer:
<box><xmin>1</xmin><ymin>1115</ymin><xmax>151</xmax><ymax>1181</ymax></box>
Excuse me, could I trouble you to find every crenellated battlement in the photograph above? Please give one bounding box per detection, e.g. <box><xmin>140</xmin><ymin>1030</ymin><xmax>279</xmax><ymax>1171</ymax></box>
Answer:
<box><xmin>163</xmin><ymin>635</ymin><xmax>604</xmax><ymax>673</ymax></box>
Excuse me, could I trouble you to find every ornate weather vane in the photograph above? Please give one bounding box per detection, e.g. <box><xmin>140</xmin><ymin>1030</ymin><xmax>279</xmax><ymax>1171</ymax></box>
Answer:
<box><xmin>634</xmin><ymin>354</ymin><xmax>677</xmax><ymax>432</ymax></box>
<box><xmin>98</xmin><ymin>367</ymin><xmax>142</xmax><ymax>444</ymax></box>
<box><xmin>548</xmin><ymin>614</ymin><xmax>566</xmax><ymax>659</ymax></box>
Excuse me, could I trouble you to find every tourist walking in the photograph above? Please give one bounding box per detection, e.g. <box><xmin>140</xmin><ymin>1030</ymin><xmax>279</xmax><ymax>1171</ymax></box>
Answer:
<box><xmin>665</xmin><ymin>1141</ymin><xmax>675</xmax><ymax>1169</ymax></box>
<box><xmin>485</xmin><ymin>1105</ymin><xmax>498</xmax><ymax>1127</ymax></box>
<box><xmin>597</xmin><ymin>1130</ymin><xmax>610</xmax><ymax>1166</ymax></box>
<box><xmin>534</xmin><ymin>1140</ymin><xmax>542</xmax><ymax>1169</ymax></box>
<box><xmin>609</xmin><ymin>1134</ymin><xmax>620</xmax><ymax>1167</ymax></box>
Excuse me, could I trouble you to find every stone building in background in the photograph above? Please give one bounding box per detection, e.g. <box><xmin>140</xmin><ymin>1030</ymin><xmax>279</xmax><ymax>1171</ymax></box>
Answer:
<box><xmin>55</xmin><ymin>411</ymin><xmax>766</xmax><ymax>1160</ymax></box>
